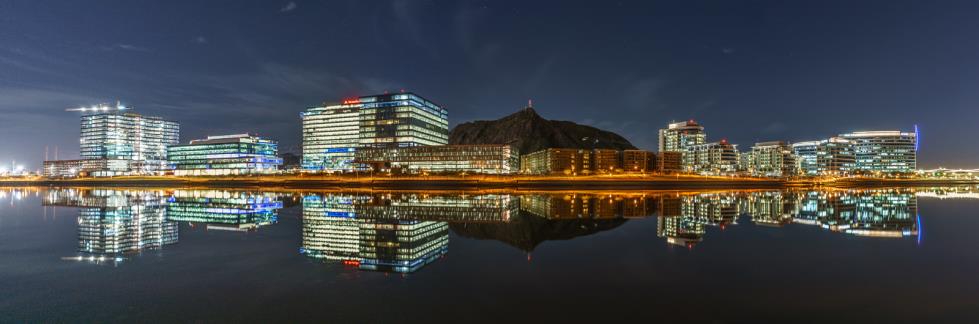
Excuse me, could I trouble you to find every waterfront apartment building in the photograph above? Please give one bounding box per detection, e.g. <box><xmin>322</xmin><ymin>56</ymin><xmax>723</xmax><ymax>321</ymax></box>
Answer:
<box><xmin>167</xmin><ymin>134</ymin><xmax>282</xmax><ymax>176</ymax></box>
<box><xmin>839</xmin><ymin>130</ymin><xmax>917</xmax><ymax>173</ymax></box>
<box><xmin>656</xmin><ymin>151</ymin><xmax>683</xmax><ymax>173</ymax></box>
<box><xmin>622</xmin><ymin>150</ymin><xmax>656</xmax><ymax>173</ymax></box>
<box><xmin>302</xmin><ymin>93</ymin><xmax>449</xmax><ymax>172</ymax></box>
<box><xmin>749</xmin><ymin>141</ymin><xmax>799</xmax><ymax>177</ymax></box>
<box><xmin>659</xmin><ymin>120</ymin><xmax>707</xmax><ymax>172</ymax></box>
<box><xmin>520</xmin><ymin>148</ymin><xmax>593</xmax><ymax>175</ymax></box>
<box><xmin>792</xmin><ymin>137</ymin><xmax>855</xmax><ymax>176</ymax></box>
<box><xmin>685</xmin><ymin>140</ymin><xmax>739</xmax><ymax>175</ymax></box>
<box><xmin>592</xmin><ymin>149</ymin><xmax>621</xmax><ymax>173</ymax></box>
<box><xmin>658</xmin><ymin>120</ymin><xmax>706</xmax><ymax>153</ymax></box>
<box><xmin>354</xmin><ymin>144</ymin><xmax>518</xmax><ymax>174</ymax></box>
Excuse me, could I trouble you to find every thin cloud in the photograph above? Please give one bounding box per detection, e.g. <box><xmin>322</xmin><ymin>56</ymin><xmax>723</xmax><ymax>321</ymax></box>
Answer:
<box><xmin>114</xmin><ymin>44</ymin><xmax>149</xmax><ymax>52</ymax></box>
<box><xmin>192</xmin><ymin>36</ymin><xmax>208</xmax><ymax>44</ymax></box>
<box><xmin>280</xmin><ymin>2</ymin><xmax>297</xmax><ymax>12</ymax></box>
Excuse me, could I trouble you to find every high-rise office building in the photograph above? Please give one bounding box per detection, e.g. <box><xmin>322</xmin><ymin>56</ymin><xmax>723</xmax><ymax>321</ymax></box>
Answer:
<box><xmin>79</xmin><ymin>105</ymin><xmax>179</xmax><ymax>175</ymax></box>
<box><xmin>302</xmin><ymin>93</ymin><xmax>449</xmax><ymax>172</ymax></box>
<box><xmin>167</xmin><ymin>134</ymin><xmax>281</xmax><ymax>176</ymax></box>
<box><xmin>839</xmin><ymin>130</ymin><xmax>917</xmax><ymax>173</ymax></box>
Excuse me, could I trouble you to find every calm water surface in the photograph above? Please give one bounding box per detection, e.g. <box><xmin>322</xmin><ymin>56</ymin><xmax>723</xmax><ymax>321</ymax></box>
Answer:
<box><xmin>1</xmin><ymin>187</ymin><xmax>978</xmax><ymax>322</ymax></box>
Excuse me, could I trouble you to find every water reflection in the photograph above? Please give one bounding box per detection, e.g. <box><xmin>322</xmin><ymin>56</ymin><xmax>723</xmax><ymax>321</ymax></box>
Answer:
<box><xmin>14</xmin><ymin>186</ymin><xmax>979</xmax><ymax>269</ymax></box>
<box><xmin>41</xmin><ymin>188</ymin><xmax>286</xmax><ymax>264</ymax></box>
<box><xmin>166</xmin><ymin>190</ymin><xmax>284</xmax><ymax>232</ymax></box>
<box><xmin>44</xmin><ymin>189</ymin><xmax>178</xmax><ymax>264</ymax></box>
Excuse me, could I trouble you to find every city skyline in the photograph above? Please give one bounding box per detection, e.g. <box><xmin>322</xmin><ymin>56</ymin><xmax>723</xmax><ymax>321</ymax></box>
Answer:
<box><xmin>2</xmin><ymin>1</ymin><xmax>979</xmax><ymax>169</ymax></box>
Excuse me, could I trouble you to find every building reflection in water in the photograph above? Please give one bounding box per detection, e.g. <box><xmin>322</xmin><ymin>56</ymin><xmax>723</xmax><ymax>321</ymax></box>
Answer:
<box><xmin>44</xmin><ymin>188</ymin><xmax>178</xmax><ymax>264</ymax></box>
<box><xmin>165</xmin><ymin>190</ymin><xmax>284</xmax><ymax>232</ymax></box>
<box><xmin>25</xmin><ymin>186</ymin><xmax>979</xmax><ymax>266</ymax></box>
<box><xmin>42</xmin><ymin>188</ymin><xmax>286</xmax><ymax>264</ymax></box>
<box><xmin>301</xmin><ymin>194</ymin><xmax>460</xmax><ymax>273</ymax></box>
<box><xmin>655</xmin><ymin>188</ymin><xmax>926</xmax><ymax>246</ymax></box>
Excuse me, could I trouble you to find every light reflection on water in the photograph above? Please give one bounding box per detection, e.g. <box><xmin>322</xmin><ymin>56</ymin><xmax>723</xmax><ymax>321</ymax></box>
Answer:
<box><xmin>21</xmin><ymin>187</ymin><xmax>965</xmax><ymax>269</ymax></box>
<box><xmin>1</xmin><ymin>186</ymin><xmax>979</xmax><ymax>321</ymax></box>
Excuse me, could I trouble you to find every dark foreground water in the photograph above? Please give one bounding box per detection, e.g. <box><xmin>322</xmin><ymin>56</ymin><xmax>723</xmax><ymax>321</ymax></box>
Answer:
<box><xmin>1</xmin><ymin>187</ymin><xmax>978</xmax><ymax>322</ymax></box>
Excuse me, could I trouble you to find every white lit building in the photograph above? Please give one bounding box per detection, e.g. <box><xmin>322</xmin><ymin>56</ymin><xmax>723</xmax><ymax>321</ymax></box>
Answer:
<box><xmin>839</xmin><ymin>130</ymin><xmax>917</xmax><ymax>173</ymax></box>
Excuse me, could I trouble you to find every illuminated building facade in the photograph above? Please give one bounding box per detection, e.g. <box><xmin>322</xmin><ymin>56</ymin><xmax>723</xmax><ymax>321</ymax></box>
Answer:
<box><xmin>355</xmin><ymin>144</ymin><xmax>518</xmax><ymax>174</ymax></box>
<box><xmin>78</xmin><ymin>106</ymin><xmax>179</xmax><ymax>176</ymax></box>
<box><xmin>685</xmin><ymin>140</ymin><xmax>739</xmax><ymax>175</ymax></box>
<box><xmin>302</xmin><ymin>93</ymin><xmax>449</xmax><ymax>172</ymax></box>
<box><xmin>749</xmin><ymin>141</ymin><xmax>799</xmax><ymax>177</ymax></box>
<box><xmin>520</xmin><ymin>148</ymin><xmax>593</xmax><ymax>175</ymax></box>
<box><xmin>839</xmin><ymin>130</ymin><xmax>917</xmax><ymax>173</ymax></box>
<box><xmin>792</xmin><ymin>137</ymin><xmax>855</xmax><ymax>176</ymax></box>
<box><xmin>658</xmin><ymin>120</ymin><xmax>706</xmax><ymax>153</ymax></box>
<box><xmin>167</xmin><ymin>134</ymin><xmax>281</xmax><ymax>176</ymax></box>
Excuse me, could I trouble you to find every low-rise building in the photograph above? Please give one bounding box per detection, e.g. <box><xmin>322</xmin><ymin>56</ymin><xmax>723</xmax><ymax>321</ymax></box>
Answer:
<box><xmin>167</xmin><ymin>134</ymin><xmax>281</xmax><ymax>176</ymax></box>
<box><xmin>43</xmin><ymin>159</ymin><xmax>130</xmax><ymax>178</ymax></box>
<box><xmin>622</xmin><ymin>150</ymin><xmax>655</xmax><ymax>173</ymax></box>
<box><xmin>592</xmin><ymin>149</ymin><xmax>621</xmax><ymax>174</ymax></box>
<box><xmin>656</xmin><ymin>151</ymin><xmax>683</xmax><ymax>173</ymax></box>
<box><xmin>355</xmin><ymin>144</ymin><xmax>518</xmax><ymax>174</ymax></box>
<box><xmin>521</xmin><ymin>148</ymin><xmax>593</xmax><ymax>175</ymax></box>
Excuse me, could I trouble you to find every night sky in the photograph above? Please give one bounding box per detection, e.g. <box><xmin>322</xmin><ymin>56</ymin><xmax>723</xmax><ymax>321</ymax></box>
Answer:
<box><xmin>1</xmin><ymin>1</ymin><xmax>978</xmax><ymax>169</ymax></box>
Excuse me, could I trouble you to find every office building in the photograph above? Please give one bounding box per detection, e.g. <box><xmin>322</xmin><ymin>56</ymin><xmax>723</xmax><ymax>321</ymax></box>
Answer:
<box><xmin>792</xmin><ymin>137</ymin><xmax>855</xmax><ymax>176</ymax></box>
<box><xmin>685</xmin><ymin>140</ymin><xmax>739</xmax><ymax>175</ymax></box>
<box><xmin>749</xmin><ymin>141</ymin><xmax>799</xmax><ymax>177</ymax></box>
<box><xmin>167</xmin><ymin>134</ymin><xmax>281</xmax><ymax>176</ymax></box>
<box><xmin>355</xmin><ymin>144</ymin><xmax>518</xmax><ymax>174</ymax></box>
<box><xmin>302</xmin><ymin>93</ymin><xmax>449</xmax><ymax>172</ymax></box>
<box><xmin>78</xmin><ymin>105</ymin><xmax>179</xmax><ymax>175</ymax></box>
<box><xmin>839</xmin><ymin>130</ymin><xmax>917</xmax><ymax>173</ymax></box>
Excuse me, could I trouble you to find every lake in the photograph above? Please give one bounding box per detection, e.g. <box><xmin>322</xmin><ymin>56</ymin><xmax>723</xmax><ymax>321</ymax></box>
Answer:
<box><xmin>1</xmin><ymin>186</ymin><xmax>977</xmax><ymax>322</ymax></box>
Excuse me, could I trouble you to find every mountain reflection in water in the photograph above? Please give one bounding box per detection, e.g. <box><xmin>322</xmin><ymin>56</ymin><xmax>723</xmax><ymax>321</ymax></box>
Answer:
<box><xmin>21</xmin><ymin>186</ymin><xmax>979</xmax><ymax>272</ymax></box>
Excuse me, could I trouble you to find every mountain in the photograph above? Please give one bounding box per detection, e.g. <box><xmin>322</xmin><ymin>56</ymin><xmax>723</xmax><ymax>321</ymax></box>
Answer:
<box><xmin>449</xmin><ymin>107</ymin><xmax>637</xmax><ymax>154</ymax></box>
<box><xmin>449</xmin><ymin>212</ymin><xmax>628</xmax><ymax>252</ymax></box>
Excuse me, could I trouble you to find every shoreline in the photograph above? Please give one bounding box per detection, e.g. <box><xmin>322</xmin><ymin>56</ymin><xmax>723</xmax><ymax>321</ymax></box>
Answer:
<box><xmin>0</xmin><ymin>175</ymin><xmax>976</xmax><ymax>189</ymax></box>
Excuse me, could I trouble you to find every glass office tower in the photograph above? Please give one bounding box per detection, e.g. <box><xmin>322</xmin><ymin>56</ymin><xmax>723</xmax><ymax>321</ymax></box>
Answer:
<box><xmin>839</xmin><ymin>130</ymin><xmax>917</xmax><ymax>173</ymax></box>
<box><xmin>302</xmin><ymin>92</ymin><xmax>449</xmax><ymax>172</ymax></box>
<box><xmin>79</xmin><ymin>107</ymin><xmax>180</xmax><ymax>175</ymax></box>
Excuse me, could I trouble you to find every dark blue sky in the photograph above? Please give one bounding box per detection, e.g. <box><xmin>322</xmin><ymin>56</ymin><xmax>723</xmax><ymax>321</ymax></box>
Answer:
<box><xmin>1</xmin><ymin>0</ymin><xmax>978</xmax><ymax>168</ymax></box>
